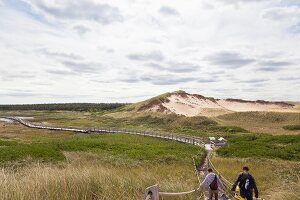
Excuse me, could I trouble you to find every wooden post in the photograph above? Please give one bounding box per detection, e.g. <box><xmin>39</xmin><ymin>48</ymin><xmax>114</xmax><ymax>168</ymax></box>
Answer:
<box><xmin>144</xmin><ymin>184</ymin><xmax>159</xmax><ymax>200</ymax></box>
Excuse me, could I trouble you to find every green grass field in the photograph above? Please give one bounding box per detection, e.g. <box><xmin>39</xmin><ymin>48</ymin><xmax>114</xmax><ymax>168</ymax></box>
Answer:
<box><xmin>0</xmin><ymin>134</ymin><xmax>203</xmax><ymax>164</ymax></box>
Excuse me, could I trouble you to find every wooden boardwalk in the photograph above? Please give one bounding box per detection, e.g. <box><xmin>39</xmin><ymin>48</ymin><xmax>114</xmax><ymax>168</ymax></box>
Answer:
<box><xmin>0</xmin><ymin>116</ymin><xmax>207</xmax><ymax>146</ymax></box>
<box><xmin>1</xmin><ymin>116</ymin><xmax>237</xmax><ymax>200</ymax></box>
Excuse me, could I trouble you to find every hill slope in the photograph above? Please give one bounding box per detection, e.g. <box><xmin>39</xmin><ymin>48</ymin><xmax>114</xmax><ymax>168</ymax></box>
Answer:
<box><xmin>134</xmin><ymin>91</ymin><xmax>296</xmax><ymax>117</ymax></box>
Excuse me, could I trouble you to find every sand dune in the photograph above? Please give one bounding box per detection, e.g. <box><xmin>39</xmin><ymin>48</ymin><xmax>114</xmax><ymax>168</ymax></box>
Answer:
<box><xmin>137</xmin><ymin>91</ymin><xmax>297</xmax><ymax>117</ymax></box>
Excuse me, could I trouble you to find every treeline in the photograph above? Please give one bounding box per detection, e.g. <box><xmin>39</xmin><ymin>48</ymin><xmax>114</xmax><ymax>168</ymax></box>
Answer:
<box><xmin>0</xmin><ymin>103</ymin><xmax>128</xmax><ymax>112</ymax></box>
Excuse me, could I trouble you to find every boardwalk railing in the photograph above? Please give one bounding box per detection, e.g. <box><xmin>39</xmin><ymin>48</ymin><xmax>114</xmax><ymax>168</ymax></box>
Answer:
<box><xmin>145</xmin><ymin>157</ymin><xmax>266</xmax><ymax>200</ymax></box>
<box><xmin>0</xmin><ymin>116</ymin><xmax>207</xmax><ymax>147</ymax></box>
<box><xmin>144</xmin><ymin>158</ymin><xmax>202</xmax><ymax>200</ymax></box>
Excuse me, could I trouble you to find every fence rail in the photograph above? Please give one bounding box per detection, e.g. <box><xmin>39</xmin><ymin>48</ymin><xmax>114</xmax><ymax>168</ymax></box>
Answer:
<box><xmin>145</xmin><ymin>185</ymin><xmax>200</xmax><ymax>200</ymax></box>
<box><xmin>143</xmin><ymin>157</ymin><xmax>204</xmax><ymax>200</ymax></box>
<box><xmin>0</xmin><ymin>116</ymin><xmax>207</xmax><ymax>147</ymax></box>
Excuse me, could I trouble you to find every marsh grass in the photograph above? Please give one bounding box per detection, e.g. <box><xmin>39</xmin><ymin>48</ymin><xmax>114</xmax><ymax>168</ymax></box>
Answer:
<box><xmin>0</xmin><ymin>152</ymin><xmax>200</xmax><ymax>200</ymax></box>
<box><xmin>0</xmin><ymin>133</ymin><xmax>203</xmax><ymax>164</ymax></box>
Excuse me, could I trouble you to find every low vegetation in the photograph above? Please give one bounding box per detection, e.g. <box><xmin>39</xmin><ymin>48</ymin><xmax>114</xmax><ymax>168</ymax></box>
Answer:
<box><xmin>103</xmin><ymin>114</ymin><xmax>248</xmax><ymax>136</ymax></box>
<box><xmin>123</xmin><ymin>114</ymin><xmax>248</xmax><ymax>136</ymax></box>
<box><xmin>0</xmin><ymin>134</ymin><xmax>203</xmax><ymax>164</ymax></box>
<box><xmin>217</xmin><ymin>134</ymin><xmax>300</xmax><ymax>160</ymax></box>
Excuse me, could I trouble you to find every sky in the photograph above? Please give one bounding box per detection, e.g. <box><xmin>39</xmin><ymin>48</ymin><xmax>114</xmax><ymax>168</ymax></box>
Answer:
<box><xmin>0</xmin><ymin>0</ymin><xmax>299</xmax><ymax>104</ymax></box>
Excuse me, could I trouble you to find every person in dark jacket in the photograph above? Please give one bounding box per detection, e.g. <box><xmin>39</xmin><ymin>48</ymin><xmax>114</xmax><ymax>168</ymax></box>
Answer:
<box><xmin>231</xmin><ymin>166</ymin><xmax>259</xmax><ymax>200</ymax></box>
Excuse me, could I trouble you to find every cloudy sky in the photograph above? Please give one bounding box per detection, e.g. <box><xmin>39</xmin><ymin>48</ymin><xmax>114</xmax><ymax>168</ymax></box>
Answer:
<box><xmin>0</xmin><ymin>0</ymin><xmax>299</xmax><ymax>104</ymax></box>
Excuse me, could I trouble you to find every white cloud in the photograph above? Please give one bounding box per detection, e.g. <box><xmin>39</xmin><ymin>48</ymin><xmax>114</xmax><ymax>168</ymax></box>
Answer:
<box><xmin>0</xmin><ymin>0</ymin><xmax>299</xmax><ymax>103</ymax></box>
<box><xmin>73</xmin><ymin>25</ymin><xmax>91</xmax><ymax>36</ymax></box>
<box><xmin>159</xmin><ymin>6</ymin><xmax>179</xmax><ymax>16</ymax></box>
<box><xmin>23</xmin><ymin>0</ymin><xmax>123</xmax><ymax>24</ymax></box>
<box><xmin>262</xmin><ymin>6</ymin><xmax>300</xmax><ymax>21</ymax></box>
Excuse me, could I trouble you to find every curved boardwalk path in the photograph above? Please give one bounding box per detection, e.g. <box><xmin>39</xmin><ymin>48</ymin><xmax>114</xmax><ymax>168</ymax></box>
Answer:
<box><xmin>0</xmin><ymin>116</ymin><xmax>238</xmax><ymax>200</ymax></box>
<box><xmin>0</xmin><ymin>116</ymin><xmax>207</xmax><ymax>146</ymax></box>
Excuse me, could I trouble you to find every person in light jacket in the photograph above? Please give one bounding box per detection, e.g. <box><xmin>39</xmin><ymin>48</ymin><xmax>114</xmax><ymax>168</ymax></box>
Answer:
<box><xmin>200</xmin><ymin>168</ymin><xmax>224</xmax><ymax>200</ymax></box>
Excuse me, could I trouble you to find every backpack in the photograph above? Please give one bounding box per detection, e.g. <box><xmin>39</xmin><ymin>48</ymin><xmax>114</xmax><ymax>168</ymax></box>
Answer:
<box><xmin>209</xmin><ymin>175</ymin><xmax>218</xmax><ymax>190</ymax></box>
<box><xmin>239</xmin><ymin>173</ymin><xmax>252</xmax><ymax>191</ymax></box>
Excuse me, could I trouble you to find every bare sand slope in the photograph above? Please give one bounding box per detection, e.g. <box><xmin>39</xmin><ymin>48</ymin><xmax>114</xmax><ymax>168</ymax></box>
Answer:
<box><xmin>137</xmin><ymin>91</ymin><xmax>297</xmax><ymax>117</ymax></box>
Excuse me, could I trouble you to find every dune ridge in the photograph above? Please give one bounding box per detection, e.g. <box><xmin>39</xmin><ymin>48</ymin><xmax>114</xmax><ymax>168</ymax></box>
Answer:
<box><xmin>137</xmin><ymin>91</ymin><xmax>296</xmax><ymax>116</ymax></box>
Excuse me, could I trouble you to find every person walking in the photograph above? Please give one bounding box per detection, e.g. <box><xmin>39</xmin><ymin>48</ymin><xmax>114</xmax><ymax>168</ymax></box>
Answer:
<box><xmin>200</xmin><ymin>168</ymin><xmax>224</xmax><ymax>200</ymax></box>
<box><xmin>231</xmin><ymin>166</ymin><xmax>259</xmax><ymax>200</ymax></box>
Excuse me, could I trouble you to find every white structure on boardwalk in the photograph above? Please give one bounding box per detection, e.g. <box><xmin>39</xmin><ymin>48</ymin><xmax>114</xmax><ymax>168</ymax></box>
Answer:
<box><xmin>209</xmin><ymin>137</ymin><xmax>227</xmax><ymax>147</ymax></box>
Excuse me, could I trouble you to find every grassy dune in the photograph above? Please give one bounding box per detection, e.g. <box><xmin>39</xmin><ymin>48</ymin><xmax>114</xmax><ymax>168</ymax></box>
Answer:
<box><xmin>211</xmin><ymin>156</ymin><xmax>300</xmax><ymax>200</ymax></box>
<box><xmin>217</xmin><ymin>111</ymin><xmax>300</xmax><ymax>135</ymax></box>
